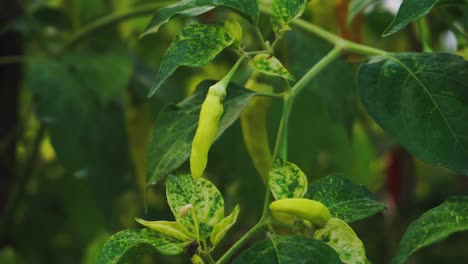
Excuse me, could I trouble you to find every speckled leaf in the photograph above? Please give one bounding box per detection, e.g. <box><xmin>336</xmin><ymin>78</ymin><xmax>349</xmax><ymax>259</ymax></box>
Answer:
<box><xmin>97</xmin><ymin>229</ymin><xmax>187</xmax><ymax>264</ymax></box>
<box><xmin>358</xmin><ymin>53</ymin><xmax>468</xmax><ymax>175</ymax></box>
<box><xmin>314</xmin><ymin>218</ymin><xmax>370</xmax><ymax>264</ymax></box>
<box><xmin>393</xmin><ymin>197</ymin><xmax>468</xmax><ymax>264</ymax></box>
<box><xmin>306</xmin><ymin>174</ymin><xmax>385</xmax><ymax>223</ymax></box>
<box><xmin>210</xmin><ymin>205</ymin><xmax>240</xmax><ymax>249</ymax></box>
<box><xmin>272</xmin><ymin>0</ymin><xmax>308</xmax><ymax>26</ymax></box>
<box><xmin>142</xmin><ymin>0</ymin><xmax>258</xmax><ymax>36</ymax></box>
<box><xmin>147</xmin><ymin>81</ymin><xmax>255</xmax><ymax>186</ymax></box>
<box><xmin>347</xmin><ymin>0</ymin><xmax>376</xmax><ymax>25</ymax></box>
<box><xmin>269</xmin><ymin>159</ymin><xmax>308</xmax><ymax>200</ymax></box>
<box><xmin>166</xmin><ymin>174</ymin><xmax>224</xmax><ymax>239</ymax></box>
<box><xmin>234</xmin><ymin>235</ymin><xmax>341</xmax><ymax>264</ymax></box>
<box><xmin>149</xmin><ymin>24</ymin><xmax>234</xmax><ymax>97</ymax></box>
<box><xmin>135</xmin><ymin>219</ymin><xmax>192</xmax><ymax>242</ymax></box>
<box><xmin>382</xmin><ymin>0</ymin><xmax>468</xmax><ymax>36</ymax></box>
<box><xmin>249</xmin><ymin>54</ymin><xmax>295</xmax><ymax>80</ymax></box>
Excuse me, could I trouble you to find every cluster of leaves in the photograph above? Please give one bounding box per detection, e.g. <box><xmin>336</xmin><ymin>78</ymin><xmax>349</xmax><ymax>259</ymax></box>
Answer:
<box><xmin>97</xmin><ymin>0</ymin><xmax>468</xmax><ymax>263</ymax></box>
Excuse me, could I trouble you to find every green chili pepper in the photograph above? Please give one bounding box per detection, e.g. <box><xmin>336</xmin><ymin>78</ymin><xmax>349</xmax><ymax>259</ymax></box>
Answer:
<box><xmin>241</xmin><ymin>78</ymin><xmax>273</xmax><ymax>183</ymax></box>
<box><xmin>269</xmin><ymin>198</ymin><xmax>331</xmax><ymax>227</ymax></box>
<box><xmin>190</xmin><ymin>88</ymin><xmax>224</xmax><ymax>180</ymax></box>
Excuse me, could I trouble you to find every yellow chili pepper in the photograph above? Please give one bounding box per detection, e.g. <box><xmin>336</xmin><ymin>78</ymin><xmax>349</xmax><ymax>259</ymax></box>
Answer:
<box><xmin>190</xmin><ymin>87</ymin><xmax>224</xmax><ymax>180</ymax></box>
<box><xmin>269</xmin><ymin>198</ymin><xmax>331</xmax><ymax>227</ymax></box>
<box><xmin>240</xmin><ymin>78</ymin><xmax>273</xmax><ymax>183</ymax></box>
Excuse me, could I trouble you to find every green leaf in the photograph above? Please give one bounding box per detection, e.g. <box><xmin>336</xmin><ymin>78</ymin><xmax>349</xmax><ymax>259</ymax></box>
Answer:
<box><xmin>62</xmin><ymin>52</ymin><xmax>133</xmax><ymax>104</ymax></box>
<box><xmin>142</xmin><ymin>0</ymin><xmax>259</xmax><ymax>36</ymax></box>
<box><xmin>210</xmin><ymin>205</ymin><xmax>240</xmax><ymax>249</ymax></box>
<box><xmin>392</xmin><ymin>197</ymin><xmax>468</xmax><ymax>264</ymax></box>
<box><xmin>358</xmin><ymin>53</ymin><xmax>468</xmax><ymax>175</ymax></box>
<box><xmin>314</xmin><ymin>218</ymin><xmax>370</xmax><ymax>264</ymax></box>
<box><xmin>306</xmin><ymin>174</ymin><xmax>385</xmax><ymax>223</ymax></box>
<box><xmin>286</xmin><ymin>31</ymin><xmax>356</xmax><ymax>132</ymax></box>
<box><xmin>97</xmin><ymin>229</ymin><xmax>187</xmax><ymax>264</ymax></box>
<box><xmin>166</xmin><ymin>174</ymin><xmax>225</xmax><ymax>239</ymax></box>
<box><xmin>272</xmin><ymin>0</ymin><xmax>308</xmax><ymax>26</ymax></box>
<box><xmin>347</xmin><ymin>0</ymin><xmax>376</xmax><ymax>25</ymax></box>
<box><xmin>249</xmin><ymin>54</ymin><xmax>295</xmax><ymax>80</ymax></box>
<box><xmin>381</xmin><ymin>0</ymin><xmax>468</xmax><ymax>36</ymax></box>
<box><xmin>149</xmin><ymin>24</ymin><xmax>234</xmax><ymax>96</ymax></box>
<box><xmin>269</xmin><ymin>159</ymin><xmax>308</xmax><ymax>200</ymax></box>
<box><xmin>27</xmin><ymin>55</ymin><xmax>132</xmax><ymax>221</ymax></box>
<box><xmin>135</xmin><ymin>219</ymin><xmax>192</xmax><ymax>242</ymax></box>
<box><xmin>234</xmin><ymin>235</ymin><xmax>341</xmax><ymax>264</ymax></box>
<box><xmin>147</xmin><ymin>80</ymin><xmax>255</xmax><ymax>186</ymax></box>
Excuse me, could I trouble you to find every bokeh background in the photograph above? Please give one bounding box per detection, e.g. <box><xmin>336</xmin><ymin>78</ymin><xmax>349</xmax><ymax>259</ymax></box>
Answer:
<box><xmin>1</xmin><ymin>0</ymin><xmax>467</xmax><ymax>263</ymax></box>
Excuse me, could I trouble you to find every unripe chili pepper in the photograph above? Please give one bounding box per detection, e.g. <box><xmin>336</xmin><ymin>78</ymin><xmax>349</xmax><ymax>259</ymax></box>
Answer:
<box><xmin>240</xmin><ymin>78</ymin><xmax>273</xmax><ymax>183</ymax></box>
<box><xmin>190</xmin><ymin>55</ymin><xmax>246</xmax><ymax>180</ymax></box>
<box><xmin>269</xmin><ymin>198</ymin><xmax>331</xmax><ymax>227</ymax></box>
<box><xmin>190</xmin><ymin>85</ymin><xmax>225</xmax><ymax>180</ymax></box>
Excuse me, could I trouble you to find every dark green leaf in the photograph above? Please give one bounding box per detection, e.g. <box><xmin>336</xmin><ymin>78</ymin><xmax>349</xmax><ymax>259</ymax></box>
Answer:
<box><xmin>142</xmin><ymin>0</ymin><xmax>259</xmax><ymax>36</ymax></box>
<box><xmin>392</xmin><ymin>197</ymin><xmax>468</xmax><ymax>264</ymax></box>
<box><xmin>347</xmin><ymin>0</ymin><xmax>377</xmax><ymax>25</ymax></box>
<box><xmin>97</xmin><ymin>229</ymin><xmax>187</xmax><ymax>264</ymax></box>
<box><xmin>147</xmin><ymin>81</ymin><xmax>255</xmax><ymax>186</ymax></box>
<box><xmin>382</xmin><ymin>0</ymin><xmax>468</xmax><ymax>36</ymax></box>
<box><xmin>358</xmin><ymin>53</ymin><xmax>468</xmax><ymax>175</ymax></box>
<box><xmin>149</xmin><ymin>24</ymin><xmax>234</xmax><ymax>96</ymax></box>
<box><xmin>285</xmin><ymin>31</ymin><xmax>356</xmax><ymax>132</ymax></box>
<box><xmin>166</xmin><ymin>174</ymin><xmax>225</xmax><ymax>239</ymax></box>
<box><xmin>272</xmin><ymin>0</ymin><xmax>308</xmax><ymax>26</ymax></box>
<box><xmin>27</xmin><ymin>55</ymin><xmax>132</xmax><ymax>220</ymax></box>
<box><xmin>234</xmin><ymin>235</ymin><xmax>341</xmax><ymax>264</ymax></box>
<box><xmin>306</xmin><ymin>174</ymin><xmax>385</xmax><ymax>222</ymax></box>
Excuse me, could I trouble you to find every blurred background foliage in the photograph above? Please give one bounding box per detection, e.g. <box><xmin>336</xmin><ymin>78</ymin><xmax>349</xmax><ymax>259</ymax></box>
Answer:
<box><xmin>0</xmin><ymin>0</ymin><xmax>467</xmax><ymax>263</ymax></box>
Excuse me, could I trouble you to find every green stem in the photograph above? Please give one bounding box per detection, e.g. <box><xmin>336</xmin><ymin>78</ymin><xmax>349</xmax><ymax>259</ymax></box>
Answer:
<box><xmin>216</xmin><ymin>219</ymin><xmax>266</xmax><ymax>264</ymax></box>
<box><xmin>291</xmin><ymin>47</ymin><xmax>342</xmax><ymax>98</ymax></box>
<box><xmin>218</xmin><ymin>55</ymin><xmax>247</xmax><ymax>88</ymax></box>
<box><xmin>258</xmin><ymin>4</ymin><xmax>388</xmax><ymax>57</ymax></box>
<box><xmin>61</xmin><ymin>1</ymin><xmax>173</xmax><ymax>52</ymax></box>
<box><xmin>0</xmin><ymin>123</ymin><xmax>46</xmax><ymax>237</ymax></box>
<box><xmin>418</xmin><ymin>17</ymin><xmax>433</xmax><ymax>52</ymax></box>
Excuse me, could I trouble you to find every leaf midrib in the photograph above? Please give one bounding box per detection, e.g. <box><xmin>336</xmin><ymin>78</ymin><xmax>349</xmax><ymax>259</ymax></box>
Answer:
<box><xmin>388</xmin><ymin>55</ymin><xmax>467</xmax><ymax>156</ymax></box>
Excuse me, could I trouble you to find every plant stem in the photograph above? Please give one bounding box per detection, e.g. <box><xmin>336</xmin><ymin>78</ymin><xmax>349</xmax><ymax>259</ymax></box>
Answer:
<box><xmin>216</xmin><ymin>219</ymin><xmax>266</xmax><ymax>264</ymax></box>
<box><xmin>258</xmin><ymin>4</ymin><xmax>388</xmax><ymax>57</ymax></box>
<box><xmin>0</xmin><ymin>123</ymin><xmax>46</xmax><ymax>237</ymax></box>
<box><xmin>291</xmin><ymin>47</ymin><xmax>342</xmax><ymax>98</ymax></box>
<box><xmin>61</xmin><ymin>1</ymin><xmax>173</xmax><ymax>52</ymax></box>
<box><xmin>418</xmin><ymin>17</ymin><xmax>433</xmax><ymax>52</ymax></box>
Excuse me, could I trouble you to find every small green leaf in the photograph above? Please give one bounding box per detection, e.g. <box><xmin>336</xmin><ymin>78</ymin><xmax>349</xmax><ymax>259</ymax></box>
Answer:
<box><xmin>269</xmin><ymin>159</ymin><xmax>308</xmax><ymax>200</ymax></box>
<box><xmin>210</xmin><ymin>205</ymin><xmax>240</xmax><ymax>249</ymax></box>
<box><xmin>314</xmin><ymin>218</ymin><xmax>370</xmax><ymax>264</ymax></box>
<box><xmin>147</xmin><ymin>81</ymin><xmax>255</xmax><ymax>186</ymax></box>
<box><xmin>142</xmin><ymin>0</ymin><xmax>259</xmax><ymax>37</ymax></box>
<box><xmin>272</xmin><ymin>0</ymin><xmax>308</xmax><ymax>26</ymax></box>
<box><xmin>306</xmin><ymin>174</ymin><xmax>385</xmax><ymax>223</ymax></box>
<box><xmin>149</xmin><ymin>24</ymin><xmax>234</xmax><ymax>96</ymax></box>
<box><xmin>381</xmin><ymin>0</ymin><xmax>468</xmax><ymax>36</ymax></box>
<box><xmin>249</xmin><ymin>54</ymin><xmax>295</xmax><ymax>80</ymax></box>
<box><xmin>97</xmin><ymin>229</ymin><xmax>186</xmax><ymax>264</ymax></box>
<box><xmin>234</xmin><ymin>235</ymin><xmax>341</xmax><ymax>264</ymax></box>
<box><xmin>358</xmin><ymin>53</ymin><xmax>468</xmax><ymax>175</ymax></box>
<box><xmin>347</xmin><ymin>0</ymin><xmax>376</xmax><ymax>25</ymax></box>
<box><xmin>392</xmin><ymin>197</ymin><xmax>468</xmax><ymax>264</ymax></box>
<box><xmin>135</xmin><ymin>219</ymin><xmax>192</xmax><ymax>242</ymax></box>
<box><xmin>166</xmin><ymin>174</ymin><xmax>225</xmax><ymax>239</ymax></box>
